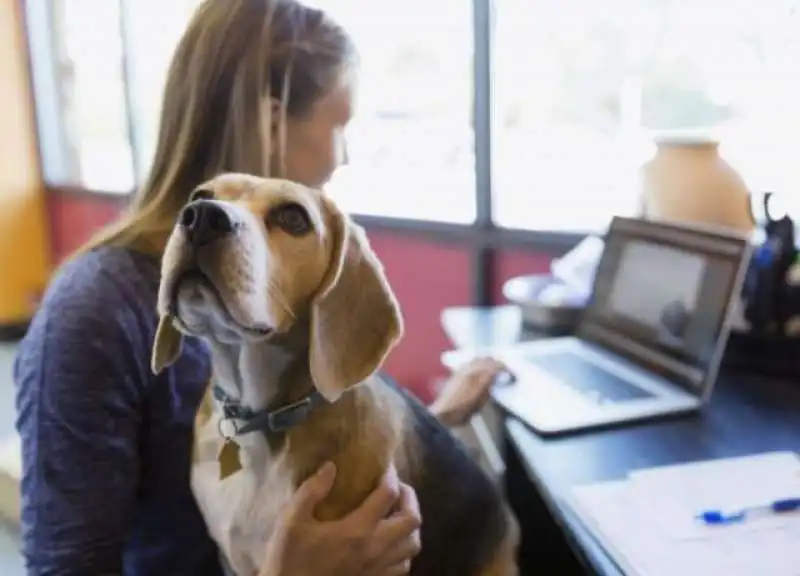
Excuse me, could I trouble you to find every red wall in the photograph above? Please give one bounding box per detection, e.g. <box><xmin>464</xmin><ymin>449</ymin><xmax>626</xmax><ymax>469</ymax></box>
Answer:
<box><xmin>44</xmin><ymin>193</ymin><xmax>486</xmax><ymax>402</ymax></box>
<box><xmin>47</xmin><ymin>194</ymin><xmax>124</xmax><ymax>262</ymax></box>
<box><xmin>370</xmin><ymin>236</ymin><xmax>471</xmax><ymax>402</ymax></box>
<box><xmin>491</xmin><ymin>249</ymin><xmax>555</xmax><ymax>304</ymax></box>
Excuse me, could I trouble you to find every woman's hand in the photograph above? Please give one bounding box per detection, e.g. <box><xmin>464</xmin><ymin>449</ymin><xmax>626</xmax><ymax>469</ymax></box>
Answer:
<box><xmin>429</xmin><ymin>357</ymin><xmax>508</xmax><ymax>427</ymax></box>
<box><xmin>260</xmin><ymin>462</ymin><xmax>422</xmax><ymax>576</ymax></box>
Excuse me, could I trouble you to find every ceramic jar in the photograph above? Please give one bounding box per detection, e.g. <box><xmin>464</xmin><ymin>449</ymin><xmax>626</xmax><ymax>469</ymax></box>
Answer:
<box><xmin>639</xmin><ymin>134</ymin><xmax>755</xmax><ymax>233</ymax></box>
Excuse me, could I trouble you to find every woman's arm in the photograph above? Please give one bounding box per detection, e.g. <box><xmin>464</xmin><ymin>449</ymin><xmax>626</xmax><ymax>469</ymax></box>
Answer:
<box><xmin>15</xmin><ymin>268</ymin><xmax>147</xmax><ymax>575</ymax></box>
<box><xmin>428</xmin><ymin>358</ymin><xmax>507</xmax><ymax>427</ymax></box>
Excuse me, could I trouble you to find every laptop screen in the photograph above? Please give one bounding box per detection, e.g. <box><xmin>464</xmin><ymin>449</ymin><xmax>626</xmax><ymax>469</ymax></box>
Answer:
<box><xmin>579</xmin><ymin>217</ymin><xmax>752</xmax><ymax>395</ymax></box>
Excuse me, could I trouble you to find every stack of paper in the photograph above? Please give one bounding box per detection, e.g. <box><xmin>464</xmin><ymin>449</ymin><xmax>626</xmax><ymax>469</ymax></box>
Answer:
<box><xmin>566</xmin><ymin>452</ymin><xmax>800</xmax><ymax>576</ymax></box>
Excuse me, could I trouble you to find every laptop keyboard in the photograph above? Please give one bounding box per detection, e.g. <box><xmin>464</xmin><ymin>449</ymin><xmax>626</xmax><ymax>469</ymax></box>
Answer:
<box><xmin>529</xmin><ymin>352</ymin><xmax>654</xmax><ymax>404</ymax></box>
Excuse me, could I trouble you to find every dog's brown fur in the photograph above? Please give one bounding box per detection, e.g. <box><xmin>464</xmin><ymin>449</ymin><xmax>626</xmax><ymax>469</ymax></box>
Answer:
<box><xmin>152</xmin><ymin>174</ymin><xmax>518</xmax><ymax>575</ymax></box>
<box><xmin>193</xmin><ymin>367</ymin><xmax>409</xmax><ymax>521</ymax></box>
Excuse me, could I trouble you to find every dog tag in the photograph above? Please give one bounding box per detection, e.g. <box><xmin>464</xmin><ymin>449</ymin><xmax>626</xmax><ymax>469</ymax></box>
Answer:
<box><xmin>218</xmin><ymin>439</ymin><xmax>242</xmax><ymax>480</ymax></box>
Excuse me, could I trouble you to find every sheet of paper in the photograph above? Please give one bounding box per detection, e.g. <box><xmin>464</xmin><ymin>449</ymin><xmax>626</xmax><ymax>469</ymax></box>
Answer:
<box><xmin>568</xmin><ymin>481</ymin><xmax>667</xmax><ymax>576</ymax></box>
<box><xmin>566</xmin><ymin>452</ymin><xmax>800</xmax><ymax>576</ymax></box>
<box><xmin>628</xmin><ymin>452</ymin><xmax>800</xmax><ymax>540</ymax></box>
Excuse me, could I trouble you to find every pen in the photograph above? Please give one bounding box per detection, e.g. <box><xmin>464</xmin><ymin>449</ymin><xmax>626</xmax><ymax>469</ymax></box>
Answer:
<box><xmin>696</xmin><ymin>497</ymin><xmax>800</xmax><ymax>525</ymax></box>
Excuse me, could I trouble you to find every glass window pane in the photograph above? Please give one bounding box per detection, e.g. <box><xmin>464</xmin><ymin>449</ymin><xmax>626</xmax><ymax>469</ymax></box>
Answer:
<box><xmin>315</xmin><ymin>0</ymin><xmax>476</xmax><ymax>222</ymax></box>
<box><xmin>492</xmin><ymin>0</ymin><xmax>800</xmax><ymax>231</ymax></box>
<box><xmin>124</xmin><ymin>0</ymin><xmax>202</xmax><ymax>182</ymax></box>
<box><xmin>52</xmin><ymin>0</ymin><xmax>134</xmax><ymax>193</ymax></box>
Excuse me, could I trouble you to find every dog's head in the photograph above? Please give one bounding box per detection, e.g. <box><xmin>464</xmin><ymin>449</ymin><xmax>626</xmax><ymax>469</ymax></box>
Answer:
<box><xmin>152</xmin><ymin>173</ymin><xmax>404</xmax><ymax>402</ymax></box>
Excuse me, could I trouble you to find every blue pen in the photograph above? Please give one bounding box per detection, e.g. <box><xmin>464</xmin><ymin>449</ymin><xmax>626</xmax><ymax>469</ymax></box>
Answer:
<box><xmin>696</xmin><ymin>497</ymin><xmax>800</xmax><ymax>526</ymax></box>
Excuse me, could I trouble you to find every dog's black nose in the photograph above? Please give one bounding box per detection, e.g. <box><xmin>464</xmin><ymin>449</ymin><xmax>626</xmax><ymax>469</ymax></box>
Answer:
<box><xmin>179</xmin><ymin>200</ymin><xmax>236</xmax><ymax>246</ymax></box>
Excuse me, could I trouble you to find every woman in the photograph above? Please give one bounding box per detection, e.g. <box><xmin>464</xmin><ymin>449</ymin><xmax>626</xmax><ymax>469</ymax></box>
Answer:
<box><xmin>14</xmin><ymin>1</ymin><xmax>506</xmax><ymax>575</ymax></box>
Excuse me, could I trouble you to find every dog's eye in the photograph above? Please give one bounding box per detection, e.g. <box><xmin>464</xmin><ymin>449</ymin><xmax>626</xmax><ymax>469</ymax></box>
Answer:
<box><xmin>189</xmin><ymin>188</ymin><xmax>214</xmax><ymax>203</ymax></box>
<box><xmin>269</xmin><ymin>203</ymin><xmax>312</xmax><ymax>235</ymax></box>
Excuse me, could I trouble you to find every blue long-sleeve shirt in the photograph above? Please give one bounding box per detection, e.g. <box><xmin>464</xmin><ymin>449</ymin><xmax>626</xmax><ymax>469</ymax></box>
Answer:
<box><xmin>14</xmin><ymin>246</ymin><xmax>224</xmax><ymax>575</ymax></box>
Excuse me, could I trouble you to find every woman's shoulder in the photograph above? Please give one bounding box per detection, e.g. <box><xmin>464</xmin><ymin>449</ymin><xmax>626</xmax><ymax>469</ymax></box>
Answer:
<box><xmin>46</xmin><ymin>246</ymin><xmax>160</xmax><ymax>311</ymax></box>
<box><xmin>15</xmin><ymin>247</ymin><xmax>170</xmax><ymax>397</ymax></box>
<box><xmin>26</xmin><ymin>247</ymin><xmax>161</xmax><ymax>354</ymax></box>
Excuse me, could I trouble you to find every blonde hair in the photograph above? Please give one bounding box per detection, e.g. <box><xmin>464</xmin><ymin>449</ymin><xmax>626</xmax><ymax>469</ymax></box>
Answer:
<box><xmin>80</xmin><ymin>0</ymin><xmax>355</xmax><ymax>255</ymax></box>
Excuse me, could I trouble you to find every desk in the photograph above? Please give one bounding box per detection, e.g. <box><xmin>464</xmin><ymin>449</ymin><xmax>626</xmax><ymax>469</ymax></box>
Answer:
<box><xmin>442</xmin><ymin>305</ymin><xmax>800</xmax><ymax>575</ymax></box>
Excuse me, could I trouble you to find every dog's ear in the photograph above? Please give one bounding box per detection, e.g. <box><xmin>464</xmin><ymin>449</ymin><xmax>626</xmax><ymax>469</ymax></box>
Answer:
<box><xmin>309</xmin><ymin>201</ymin><xmax>404</xmax><ymax>402</ymax></box>
<box><xmin>151</xmin><ymin>314</ymin><xmax>183</xmax><ymax>374</ymax></box>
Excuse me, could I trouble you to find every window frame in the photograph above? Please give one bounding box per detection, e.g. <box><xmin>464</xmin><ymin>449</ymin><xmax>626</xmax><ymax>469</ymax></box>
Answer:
<box><xmin>20</xmin><ymin>0</ymin><xmax>592</xmax><ymax>307</ymax></box>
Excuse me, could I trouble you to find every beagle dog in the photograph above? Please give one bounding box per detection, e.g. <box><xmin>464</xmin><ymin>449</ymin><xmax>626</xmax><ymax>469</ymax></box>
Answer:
<box><xmin>151</xmin><ymin>174</ymin><xmax>519</xmax><ymax>576</ymax></box>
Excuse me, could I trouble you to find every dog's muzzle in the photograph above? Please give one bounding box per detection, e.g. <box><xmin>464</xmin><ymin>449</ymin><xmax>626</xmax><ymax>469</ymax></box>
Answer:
<box><xmin>168</xmin><ymin>200</ymin><xmax>273</xmax><ymax>339</ymax></box>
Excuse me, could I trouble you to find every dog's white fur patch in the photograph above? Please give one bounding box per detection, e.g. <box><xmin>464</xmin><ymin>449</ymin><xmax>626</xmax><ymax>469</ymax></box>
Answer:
<box><xmin>191</xmin><ymin>410</ymin><xmax>295</xmax><ymax>575</ymax></box>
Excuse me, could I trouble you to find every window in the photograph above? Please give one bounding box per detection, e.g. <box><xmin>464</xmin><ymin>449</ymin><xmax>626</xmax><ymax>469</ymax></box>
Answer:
<box><xmin>313</xmin><ymin>0</ymin><xmax>475</xmax><ymax>222</ymax></box>
<box><xmin>36</xmin><ymin>0</ymin><xmax>199</xmax><ymax>192</ymax></box>
<box><xmin>122</xmin><ymin>0</ymin><xmax>202</xmax><ymax>182</ymax></box>
<box><xmin>491</xmin><ymin>0</ymin><xmax>800</xmax><ymax>231</ymax></box>
<box><xmin>47</xmin><ymin>0</ymin><xmax>133</xmax><ymax>193</ymax></box>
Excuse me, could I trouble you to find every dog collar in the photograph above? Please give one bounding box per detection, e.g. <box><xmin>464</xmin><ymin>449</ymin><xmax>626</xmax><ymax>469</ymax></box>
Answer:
<box><xmin>212</xmin><ymin>385</ymin><xmax>327</xmax><ymax>435</ymax></box>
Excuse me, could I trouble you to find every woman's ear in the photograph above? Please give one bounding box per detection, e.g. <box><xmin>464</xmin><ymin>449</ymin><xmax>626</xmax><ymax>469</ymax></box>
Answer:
<box><xmin>308</xmin><ymin>200</ymin><xmax>404</xmax><ymax>402</ymax></box>
<box><xmin>151</xmin><ymin>314</ymin><xmax>184</xmax><ymax>374</ymax></box>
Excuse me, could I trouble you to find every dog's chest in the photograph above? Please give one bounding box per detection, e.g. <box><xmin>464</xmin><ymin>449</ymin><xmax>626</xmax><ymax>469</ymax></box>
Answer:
<box><xmin>191</xmin><ymin>413</ymin><xmax>295</xmax><ymax>575</ymax></box>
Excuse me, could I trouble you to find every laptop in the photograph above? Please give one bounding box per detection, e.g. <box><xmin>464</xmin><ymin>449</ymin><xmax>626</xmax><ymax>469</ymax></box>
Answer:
<box><xmin>443</xmin><ymin>216</ymin><xmax>753</xmax><ymax>435</ymax></box>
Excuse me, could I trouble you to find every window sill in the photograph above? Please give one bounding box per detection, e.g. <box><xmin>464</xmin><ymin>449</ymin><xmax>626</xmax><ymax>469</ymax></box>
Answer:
<box><xmin>43</xmin><ymin>185</ymin><xmax>586</xmax><ymax>253</ymax></box>
<box><xmin>45</xmin><ymin>184</ymin><xmax>132</xmax><ymax>202</ymax></box>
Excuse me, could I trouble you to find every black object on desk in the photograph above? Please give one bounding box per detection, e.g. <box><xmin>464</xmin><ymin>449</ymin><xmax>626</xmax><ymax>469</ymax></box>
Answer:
<box><xmin>744</xmin><ymin>191</ymin><xmax>798</xmax><ymax>335</ymax></box>
<box><xmin>728</xmin><ymin>193</ymin><xmax>800</xmax><ymax>379</ymax></box>
<box><xmin>442</xmin><ymin>306</ymin><xmax>800</xmax><ymax>576</ymax></box>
